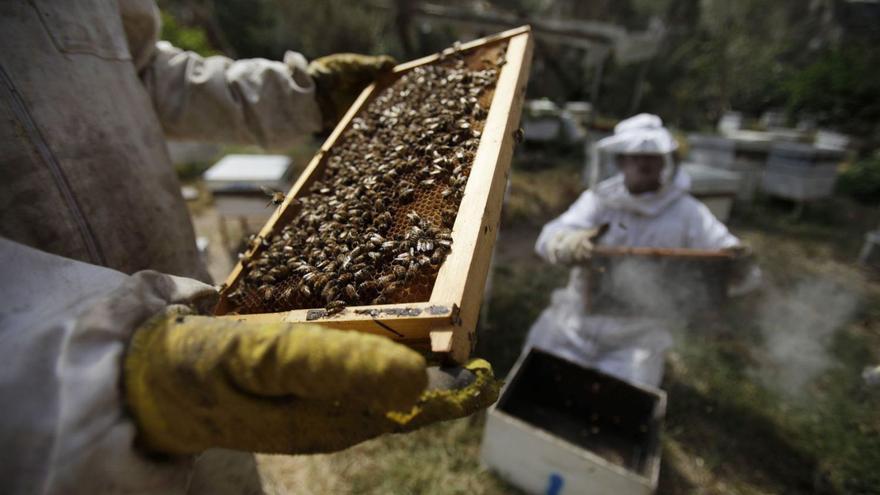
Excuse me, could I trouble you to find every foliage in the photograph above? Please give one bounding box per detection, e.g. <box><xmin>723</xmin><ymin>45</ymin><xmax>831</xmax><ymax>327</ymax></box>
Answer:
<box><xmin>158</xmin><ymin>0</ymin><xmax>880</xmax><ymax>139</ymax></box>
<box><xmin>159</xmin><ymin>11</ymin><xmax>217</xmax><ymax>56</ymax></box>
<box><xmin>207</xmin><ymin>0</ymin><xmax>401</xmax><ymax>60</ymax></box>
<box><xmin>836</xmin><ymin>153</ymin><xmax>880</xmax><ymax>205</ymax></box>
<box><xmin>785</xmin><ymin>44</ymin><xmax>880</xmax><ymax>137</ymax></box>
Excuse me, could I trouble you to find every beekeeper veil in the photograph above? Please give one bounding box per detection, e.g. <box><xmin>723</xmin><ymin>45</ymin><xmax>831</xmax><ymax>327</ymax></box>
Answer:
<box><xmin>589</xmin><ymin>114</ymin><xmax>679</xmax><ymax>188</ymax></box>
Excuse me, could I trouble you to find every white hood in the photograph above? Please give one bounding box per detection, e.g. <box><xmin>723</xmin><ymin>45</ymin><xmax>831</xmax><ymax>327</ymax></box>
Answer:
<box><xmin>597</xmin><ymin>113</ymin><xmax>678</xmax><ymax>154</ymax></box>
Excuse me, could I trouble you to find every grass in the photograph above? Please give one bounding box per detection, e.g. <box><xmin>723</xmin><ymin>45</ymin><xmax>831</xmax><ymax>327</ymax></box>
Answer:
<box><xmin>240</xmin><ymin>166</ymin><xmax>880</xmax><ymax>494</ymax></box>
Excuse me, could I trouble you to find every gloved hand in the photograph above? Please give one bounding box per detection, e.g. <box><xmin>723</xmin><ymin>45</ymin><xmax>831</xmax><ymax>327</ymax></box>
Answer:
<box><xmin>723</xmin><ymin>244</ymin><xmax>762</xmax><ymax>296</ymax></box>
<box><xmin>307</xmin><ymin>53</ymin><xmax>397</xmax><ymax>131</ymax></box>
<box><xmin>545</xmin><ymin>226</ymin><xmax>606</xmax><ymax>265</ymax></box>
<box><xmin>124</xmin><ymin>308</ymin><xmax>499</xmax><ymax>456</ymax></box>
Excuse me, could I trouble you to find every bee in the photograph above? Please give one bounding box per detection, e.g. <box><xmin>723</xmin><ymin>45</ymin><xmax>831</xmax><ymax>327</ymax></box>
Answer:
<box><xmin>227</xmin><ymin>289</ymin><xmax>245</xmax><ymax>306</ymax></box>
<box><xmin>417</xmin><ymin>239</ymin><xmax>434</xmax><ymax>252</ymax></box>
<box><xmin>344</xmin><ymin>284</ymin><xmax>358</xmax><ymax>299</ymax></box>
<box><xmin>399</xmin><ymin>188</ymin><xmax>415</xmax><ymax>203</ymax></box>
<box><xmin>322</xmin><ymin>284</ymin><xmax>338</xmax><ymax>300</ymax></box>
<box><xmin>441</xmin><ymin>209</ymin><xmax>456</xmax><ymax>227</ymax></box>
<box><xmin>325</xmin><ymin>300</ymin><xmax>346</xmax><ymax>315</ymax></box>
<box><xmin>260</xmin><ymin>186</ymin><xmax>287</xmax><ymax>207</ymax></box>
<box><xmin>431</xmin><ymin>250</ymin><xmax>445</xmax><ymax>265</ymax></box>
<box><xmin>406</xmin><ymin>210</ymin><xmax>421</xmax><ymax>224</ymax></box>
<box><xmin>383</xmin><ymin>281</ymin><xmax>402</xmax><ymax>294</ymax></box>
<box><xmin>311</xmin><ymin>273</ymin><xmax>330</xmax><ymax>290</ymax></box>
<box><xmin>258</xmin><ymin>284</ymin><xmax>274</xmax><ymax>301</ymax></box>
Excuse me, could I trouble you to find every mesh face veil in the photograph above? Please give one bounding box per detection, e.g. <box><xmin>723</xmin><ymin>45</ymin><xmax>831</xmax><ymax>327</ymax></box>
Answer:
<box><xmin>595</xmin><ymin>113</ymin><xmax>680</xmax><ymax>190</ymax></box>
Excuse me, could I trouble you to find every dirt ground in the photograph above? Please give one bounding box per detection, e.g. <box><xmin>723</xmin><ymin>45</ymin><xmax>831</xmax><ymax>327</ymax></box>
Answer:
<box><xmin>187</xmin><ymin>164</ymin><xmax>880</xmax><ymax>495</ymax></box>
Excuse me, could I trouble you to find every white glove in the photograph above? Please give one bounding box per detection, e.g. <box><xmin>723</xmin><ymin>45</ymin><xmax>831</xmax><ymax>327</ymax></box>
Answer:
<box><xmin>545</xmin><ymin>229</ymin><xmax>599</xmax><ymax>265</ymax></box>
<box><xmin>724</xmin><ymin>244</ymin><xmax>763</xmax><ymax>297</ymax></box>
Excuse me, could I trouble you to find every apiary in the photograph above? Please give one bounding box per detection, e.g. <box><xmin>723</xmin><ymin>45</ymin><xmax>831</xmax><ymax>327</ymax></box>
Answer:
<box><xmin>214</xmin><ymin>26</ymin><xmax>534</xmax><ymax>363</ymax></box>
<box><xmin>481</xmin><ymin>349</ymin><xmax>666</xmax><ymax>495</ymax></box>
<box><xmin>585</xmin><ymin>247</ymin><xmax>736</xmax><ymax>318</ymax></box>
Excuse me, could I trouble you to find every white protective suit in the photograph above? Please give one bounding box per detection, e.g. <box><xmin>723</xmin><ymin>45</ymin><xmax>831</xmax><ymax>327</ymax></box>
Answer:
<box><xmin>524</xmin><ymin>115</ymin><xmax>745</xmax><ymax>387</ymax></box>
<box><xmin>0</xmin><ymin>0</ymin><xmax>321</xmax><ymax>281</ymax></box>
<box><xmin>0</xmin><ymin>2</ymin><xmax>322</xmax><ymax>493</ymax></box>
<box><xmin>0</xmin><ymin>237</ymin><xmax>217</xmax><ymax>495</ymax></box>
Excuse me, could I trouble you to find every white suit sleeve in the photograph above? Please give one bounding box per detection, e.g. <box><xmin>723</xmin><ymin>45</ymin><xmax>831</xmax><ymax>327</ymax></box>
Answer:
<box><xmin>683</xmin><ymin>199</ymin><xmax>740</xmax><ymax>250</ymax></box>
<box><xmin>0</xmin><ymin>238</ymin><xmax>216</xmax><ymax>495</ymax></box>
<box><xmin>119</xmin><ymin>0</ymin><xmax>322</xmax><ymax>149</ymax></box>
<box><xmin>535</xmin><ymin>190</ymin><xmax>602</xmax><ymax>261</ymax></box>
<box><xmin>140</xmin><ymin>43</ymin><xmax>323</xmax><ymax>148</ymax></box>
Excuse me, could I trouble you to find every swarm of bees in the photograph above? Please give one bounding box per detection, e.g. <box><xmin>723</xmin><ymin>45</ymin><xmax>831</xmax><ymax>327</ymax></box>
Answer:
<box><xmin>225</xmin><ymin>50</ymin><xmax>503</xmax><ymax>315</ymax></box>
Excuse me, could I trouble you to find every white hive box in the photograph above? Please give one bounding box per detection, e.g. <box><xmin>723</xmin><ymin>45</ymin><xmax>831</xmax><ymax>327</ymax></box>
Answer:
<box><xmin>761</xmin><ymin>143</ymin><xmax>843</xmax><ymax>201</ymax></box>
<box><xmin>522</xmin><ymin>99</ymin><xmax>562</xmax><ymax>142</ymax></box>
<box><xmin>203</xmin><ymin>154</ymin><xmax>293</xmax><ymax>220</ymax></box>
<box><xmin>682</xmin><ymin>162</ymin><xmax>740</xmax><ymax>222</ymax></box>
<box><xmin>481</xmin><ymin>349</ymin><xmax>665</xmax><ymax>495</ymax></box>
<box><xmin>688</xmin><ymin>132</ymin><xmax>772</xmax><ymax>203</ymax></box>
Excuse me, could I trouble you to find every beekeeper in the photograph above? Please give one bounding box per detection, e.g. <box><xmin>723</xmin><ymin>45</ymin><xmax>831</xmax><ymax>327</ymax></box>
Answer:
<box><xmin>0</xmin><ymin>2</ymin><xmax>497</xmax><ymax>494</ymax></box>
<box><xmin>523</xmin><ymin>114</ymin><xmax>759</xmax><ymax>387</ymax></box>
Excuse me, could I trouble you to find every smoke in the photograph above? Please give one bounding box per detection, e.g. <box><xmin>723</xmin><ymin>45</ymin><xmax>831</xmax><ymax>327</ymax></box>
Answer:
<box><xmin>752</xmin><ymin>279</ymin><xmax>860</xmax><ymax>395</ymax></box>
<box><xmin>587</xmin><ymin>256</ymin><xmax>861</xmax><ymax>396</ymax></box>
<box><xmin>593</xmin><ymin>256</ymin><xmax>722</xmax><ymax>323</ymax></box>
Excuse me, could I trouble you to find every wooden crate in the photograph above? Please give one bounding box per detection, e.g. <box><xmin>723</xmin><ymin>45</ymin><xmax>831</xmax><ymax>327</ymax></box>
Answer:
<box><xmin>214</xmin><ymin>26</ymin><xmax>534</xmax><ymax>363</ymax></box>
<box><xmin>585</xmin><ymin>247</ymin><xmax>736</xmax><ymax>317</ymax></box>
<box><xmin>481</xmin><ymin>349</ymin><xmax>666</xmax><ymax>494</ymax></box>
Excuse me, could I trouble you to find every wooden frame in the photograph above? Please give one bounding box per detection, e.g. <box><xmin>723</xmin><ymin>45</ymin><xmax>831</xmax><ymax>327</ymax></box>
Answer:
<box><xmin>585</xmin><ymin>247</ymin><xmax>737</xmax><ymax>316</ymax></box>
<box><xmin>215</xmin><ymin>26</ymin><xmax>534</xmax><ymax>363</ymax></box>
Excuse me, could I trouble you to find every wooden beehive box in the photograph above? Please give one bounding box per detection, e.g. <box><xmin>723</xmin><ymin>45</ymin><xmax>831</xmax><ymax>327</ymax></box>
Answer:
<box><xmin>585</xmin><ymin>247</ymin><xmax>736</xmax><ymax>317</ymax></box>
<box><xmin>481</xmin><ymin>349</ymin><xmax>666</xmax><ymax>494</ymax></box>
<box><xmin>214</xmin><ymin>26</ymin><xmax>534</xmax><ymax>363</ymax></box>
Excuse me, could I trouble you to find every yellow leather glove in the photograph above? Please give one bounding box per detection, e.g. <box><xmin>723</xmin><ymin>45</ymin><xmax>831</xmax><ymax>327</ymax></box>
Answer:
<box><xmin>124</xmin><ymin>308</ymin><xmax>498</xmax><ymax>456</ymax></box>
<box><xmin>307</xmin><ymin>53</ymin><xmax>396</xmax><ymax>130</ymax></box>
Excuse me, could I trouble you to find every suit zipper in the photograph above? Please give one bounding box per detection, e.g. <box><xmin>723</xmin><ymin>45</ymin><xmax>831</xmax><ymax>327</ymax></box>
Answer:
<box><xmin>0</xmin><ymin>63</ymin><xmax>105</xmax><ymax>265</ymax></box>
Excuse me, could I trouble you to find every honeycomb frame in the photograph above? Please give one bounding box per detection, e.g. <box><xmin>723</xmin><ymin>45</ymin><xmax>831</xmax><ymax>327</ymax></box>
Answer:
<box><xmin>215</xmin><ymin>26</ymin><xmax>534</xmax><ymax>363</ymax></box>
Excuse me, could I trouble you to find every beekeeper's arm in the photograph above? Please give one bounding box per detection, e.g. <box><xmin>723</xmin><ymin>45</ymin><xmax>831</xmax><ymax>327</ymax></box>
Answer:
<box><xmin>121</xmin><ymin>1</ymin><xmax>393</xmax><ymax>148</ymax></box>
<box><xmin>535</xmin><ymin>190</ymin><xmax>607</xmax><ymax>264</ymax></box>
<box><xmin>0</xmin><ymin>238</ymin><xmax>497</xmax><ymax>495</ymax></box>
<box><xmin>683</xmin><ymin>199</ymin><xmax>762</xmax><ymax>295</ymax></box>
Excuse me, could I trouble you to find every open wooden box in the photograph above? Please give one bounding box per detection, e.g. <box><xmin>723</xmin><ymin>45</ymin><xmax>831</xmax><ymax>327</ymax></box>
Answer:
<box><xmin>586</xmin><ymin>247</ymin><xmax>736</xmax><ymax>317</ymax></box>
<box><xmin>214</xmin><ymin>26</ymin><xmax>534</xmax><ymax>363</ymax></box>
<box><xmin>481</xmin><ymin>349</ymin><xmax>666</xmax><ymax>494</ymax></box>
